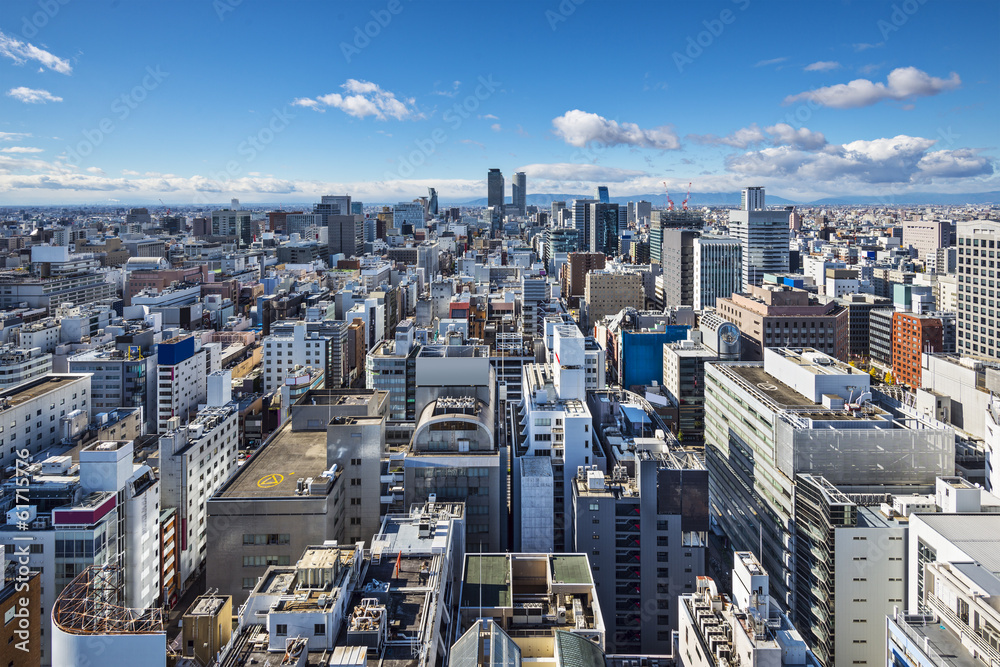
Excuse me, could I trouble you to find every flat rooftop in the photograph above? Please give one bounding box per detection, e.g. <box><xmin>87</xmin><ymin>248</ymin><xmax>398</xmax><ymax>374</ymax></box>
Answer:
<box><xmin>461</xmin><ymin>555</ymin><xmax>511</xmax><ymax>608</ymax></box>
<box><xmin>551</xmin><ymin>555</ymin><xmax>592</xmax><ymax>585</ymax></box>
<box><xmin>218</xmin><ymin>421</ymin><xmax>330</xmax><ymax>498</ymax></box>
<box><xmin>187</xmin><ymin>595</ymin><xmax>227</xmax><ymax>617</ymax></box>
<box><xmin>0</xmin><ymin>374</ymin><xmax>87</xmax><ymax>409</ymax></box>
<box><xmin>892</xmin><ymin>615</ymin><xmax>978</xmax><ymax>667</ymax></box>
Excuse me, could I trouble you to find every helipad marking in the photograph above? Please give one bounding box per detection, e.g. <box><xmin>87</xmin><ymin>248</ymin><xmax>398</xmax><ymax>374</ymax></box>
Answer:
<box><xmin>257</xmin><ymin>473</ymin><xmax>284</xmax><ymax>488</ymax></box>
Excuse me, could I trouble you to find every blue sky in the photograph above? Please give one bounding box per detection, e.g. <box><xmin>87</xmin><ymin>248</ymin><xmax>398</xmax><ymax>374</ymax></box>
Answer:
<box><xmin>0</xmin><ymin>0</ymin><xmax>997</xmax><ymax>204</ymax></box>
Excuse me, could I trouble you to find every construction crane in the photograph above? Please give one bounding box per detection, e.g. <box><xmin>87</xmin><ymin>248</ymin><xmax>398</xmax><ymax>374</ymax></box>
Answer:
<box><xmin>682</xmin><ymin>182</ymin><xmax>692</xmax><ymax>210</ymax></box>
<box><xmin>663</xmin><ymin>182</ymin><xmax>674</xmax><ymax>211</ymax></box>
<box><xmin>158</xmin><ymin>198</ymin><xmax>170</xmax><ymax>216</ymax></box>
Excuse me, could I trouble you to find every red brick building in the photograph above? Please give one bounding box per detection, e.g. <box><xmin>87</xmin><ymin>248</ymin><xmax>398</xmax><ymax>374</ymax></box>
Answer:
<box><xmin>891</xmin><ymin>312</ymin><xmax>943</xmax><ymax>388</ymax></box>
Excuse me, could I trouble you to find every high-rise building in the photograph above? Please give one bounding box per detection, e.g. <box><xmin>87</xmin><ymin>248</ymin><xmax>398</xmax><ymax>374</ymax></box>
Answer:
<box><xmin>512</xmin><ymin>172</ymin><xmax>526</xmax><ymax>214</ymax></box>
<box><xmin>487</xmin><ymin>168</ymin><xmax>504</xmax><ymax>209</ymax></box>
<box><xmin>594</xmin><ymin>185</ymin><xmax>610</xmax><ymax>203</ymax></box>
<box><xmin>741</xmin><ymin>185</ymin><xmax>766</xmax><ymax>211</ymax></box>
<box><xmin>589</xmin><ymin>202</ymin><xmax>620</xmax><ymax>256</ymax></box>
<box><xmin>649</xmin><ymin>209</ymin><xmax>704</xmax><ymax>265</ymax></box>
<box><xmin>957</xmin><ymin>219</ymin><xmax>999</xmax><ymax>361</ymax></box>
<box><xmin>426</xmin><ymin>187</ymin><xmax>438</xmax><ymax>216</ymax></box>
<box><xmin>393</xmin><ymin>201</ymin><xmax>425</xmax><ymax>230</ymax></box>
<box><xmin>551</xmin><ymin>201</ymin><xmax>566</xmax><ymax>224</ymax></box>
<box><xmin>729</xmin><ymin>188</ymin><xmax>790</xmax><ymax>288</ymax></box>
<box><xmin>315</xmin><ymin>195</ymin><xmax>363</xmax><ymax>258</ymax></box>
<box><xmin>572</xmin><ymin>198</ymin><xmax>599</xmax><ymax>250</ymax></box>
<box><xmin>572</xmin><ymin>450</ymin><xmax>707</xmax><ymax>653</ymax></box>
<box><xmin>903</xmin><ymin>218</ymin><xmax>950</xmax><ymax>263</ymax></box>
<box><xmin>156</xmin><ymin>334</ymin><xmax>211</xmax><ymax>433</ymax></box>
<box><xmin>693</xmin><ymin>235</ymin><xmax>742</xmax><ymax>310</ymax></box>
<box><xmin>659</xmin><ymin>229</ymin><xmax>700</xmax><ymax>307</ymax></box>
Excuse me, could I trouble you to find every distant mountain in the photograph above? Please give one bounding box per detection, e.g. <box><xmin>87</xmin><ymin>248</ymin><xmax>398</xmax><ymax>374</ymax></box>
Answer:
<box><xmin>806</xmin><ymin>191</ymin><xmax>1000</xmax><ymax>206</ymax></box>
<box><xmin>445</xmin><ymin>190</ymin><xmax>1000</xmax><ymax>208</ymax></box>
<box><xmin>447</xmin><ymin>192</ymin><xmax>798</xmax><ymax>207</ymax></box>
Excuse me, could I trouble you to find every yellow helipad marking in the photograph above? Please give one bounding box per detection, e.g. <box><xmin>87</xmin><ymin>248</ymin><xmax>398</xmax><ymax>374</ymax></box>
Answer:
<box><xmin>257</xmin><ymin>473</ymin><xmax>284</xmax><ymax>488</ymax></box>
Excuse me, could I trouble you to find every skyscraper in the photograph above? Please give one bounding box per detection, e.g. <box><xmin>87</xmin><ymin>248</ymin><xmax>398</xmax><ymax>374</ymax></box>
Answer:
<box><xmin>512</xmin><ymin>171</ymin><xmax>526</xmax><ymax>214</ymax></box>
<box><xmin>728</xmin><ymin>187</ymin><xmax>790</xmax><ymax>288</ymax></box>
<box><xmin>594</xmin><ymin>185</ymin><xmax>610</xmax><ymax>203</ymax></box>
<box><xmin>741</xmin><ymin>186</ymin><xmax>765</xmax><ymax>211</ymax></box>
<box><xmin>487</xmin><ymin>168</ymin><xmax>504</xmax><ymax>209</ymax></box>
<box><xmin>957</xmin><ymin>219</ymin><xmax>1000</xmax><ymax>361</ymax></box>
<box><xmin>426</xmin><ymin>187</ymin><xmax>439</xmax><ymax>216</ymax></box>
<box><xmin>589</xmin><ymin>202</ymin><xmax>619</xmax><ymax>256</ymax></box>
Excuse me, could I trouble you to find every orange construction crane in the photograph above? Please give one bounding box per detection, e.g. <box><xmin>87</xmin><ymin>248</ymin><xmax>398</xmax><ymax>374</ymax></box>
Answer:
<box><xmin>663</xmin><ymin>182</ymin><xmax>674</xmax><ymax>210</ymax></box>
<box><xmin>682</xmin><ymin>182</ymin><xmax>692</xmax><ymax>210</ymax></box>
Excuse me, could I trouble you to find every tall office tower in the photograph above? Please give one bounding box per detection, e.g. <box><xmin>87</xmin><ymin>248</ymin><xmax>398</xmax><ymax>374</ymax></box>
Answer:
<box><xmin>314</xmin><ymin>194</ymin><xmax>362</xmax><ymax>257</ymax></box>
<box><xmin>693</xmin><ymin>236</ymin><xmax>743</xmax><ymax>310</ymax></box>
<box><xmin>488</xmin><ymin>168</ymin><xmax>504</xmax><ymax>209</ymax></box>
<box><xmin>957</xmin><ymin>220</ymin><xmax>999</xmax><ymax>361</ymax></box>
<box><xmin>595</xmin><ymin>185</ymin><xmax>610</xmax><ymax>203</ymax></box>
<box><xmin>521</xmin><ymin>276</ymin><xmax>549</xmax><ymax>339</ymax></box>
<box><xmin>551</xmin><ymin>200</ymin><xmax>566</xmax><ymax>224</ymax></box>
<box><xmin>393</xmin><ymin>201</ymin><xmax>425</xmax><ymax>230</ymax></box>
<box><xmin>572</xmin><ymin>198</ymin><xmax>599</xmax><ymax>250</ymax></box>
<box><xmin>649</xmin><ymin>209</ymin><xmax>705</xmax><ymax>264</ymax></box>
<box><xmin>512</xmin><ymin>172</ymin><xmax>526</xmax><ymax>214</ymax></box>
<box><xmin>315</xmin><ymin>194</ymin><xmax>351</xmax><ymax>215</ymax></box>
<box><xmin>729</xmin><ymin>187</ymin><xmax>790</xmax><ymax>288</ymax></box>
<box><xmin>588</xmin><ymin>202</ymin><xmax>620</xmax><ymax>256</ymax></box>
<box><xmin>704</xmin><ymin>347</ymin><xmax>953</xmax><ymax>622</ymax></box>
<box><xmin>572</xmin><ymin>449</ymin><xmax>707</xmax><ymax>653</ymax></box>
<box><xmin>789</xmin><ymin>207</ymin><xmax>802</xmax><ymax>231</ymax></box>
<box><xmin>427</xmin><ymin>187</ymin><xmax>439</xmax><ymax>216</ymax></box>
<box><xmin>350</xmin><ymin>200</ymin><xmax>364</xmax><ymax>215</ymax></box>
<box><xmin>660</xmin><ymin>229</ymin><xmax>700</xmax><ymax>307</ymax></box>
<box><xmin>741</xmin><ymin>186</ymin><xmax>765</xmax><ymax>211</ymax></box>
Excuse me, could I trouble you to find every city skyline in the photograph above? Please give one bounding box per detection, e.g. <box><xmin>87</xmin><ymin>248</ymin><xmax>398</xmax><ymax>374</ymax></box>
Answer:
<box><xmin>0</xmin><ymin>0</ymin><xmax>997</xmax><ymax>204</ymax></box>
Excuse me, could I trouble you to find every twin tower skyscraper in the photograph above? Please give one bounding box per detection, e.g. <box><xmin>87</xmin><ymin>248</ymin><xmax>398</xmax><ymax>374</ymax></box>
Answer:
<box><xmin>488</xmin><ymin>168</ymin><xmax>526</xmax><ymax>215</ymax></box>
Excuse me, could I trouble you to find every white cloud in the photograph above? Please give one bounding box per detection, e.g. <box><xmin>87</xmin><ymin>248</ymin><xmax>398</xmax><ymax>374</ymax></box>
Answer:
<box><xmin>763</xmin><ymin>123</ymin><xmax>828</xmax><ymax>151</ymax></box>
<box><xmin>852</xmin><ymin>42</ymin><xmax>884</xmax><ymax>52</ymax></box>
<box><xmin>755</xmin><ymin>57</ymin><xmax>788</xmax><ymax>67</ymax></box>
<box><xmin>784</xmin><ymin>67</ymin><xmax>961</xmax><ymax>109</ymax></box>
<box><xmin>478</xmin><ymin>114</ymin><xmax>498</xmax><ymax>120</ymax></box>
<box><xmin>0</xmin><ymin>31</ymin><xmax>72</xmax><ymax>74</ymax></box>
<box><xmin>517</xmin><ymin>163</ymin><xmax>647</xmax><ymax>183</ymax></box>
<box><xmin>7</xmin><ymin>87</ymin><xmax>63</xmax><ymax>104</ymax></box>
<box><xmin>688</xmin><ymin>123</ymin><xmax>827</xmax><ymax>151</ymax></box>
<box><xmin>688</xmin><ymin>124</ymin><xmax>766</xmax><ymax>149</ymax></box>
<box><xmin>804</xmin><ymin>61</ymin><xmax>841</xmax><ymax>72</ymax></box>
<box><xmin>490</xmin><ymin>123</ymin><xmax>502</xmax><ymax>132</ymax></box>
<box><xmin>0</xmin><ymin>146</ymin><xmax>43</xmax><ymax>154</ymax></box>
<box><xmin>293</xmin><ymin>79</ymin><xmax>420</xmax><ymax>120</ymax></box>
<box><xmin>0</xmin><ymin>132</ymin><xmax>31</xmax><ymax>142</ymax></box>
<box><xmin>551</xmin><ymin>110</ymin><xmax>680</xmax><ymax>150</ymax></box>
<box><xmin>725</xmin><ymin>134</ymin><xmax>993</xmax><ymax>185</ymax></box>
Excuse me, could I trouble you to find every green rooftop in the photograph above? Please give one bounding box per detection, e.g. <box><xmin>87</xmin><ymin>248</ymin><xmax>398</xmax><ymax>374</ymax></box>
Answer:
<box><xmin>551</xmin><ymin>555</ymin><xmax>592</xmax><ymax>585</ymax></box>
<box><xmin>462</xmin><ymin>555</ymin><xmax>511</xmax><ymax>609</ymax></box>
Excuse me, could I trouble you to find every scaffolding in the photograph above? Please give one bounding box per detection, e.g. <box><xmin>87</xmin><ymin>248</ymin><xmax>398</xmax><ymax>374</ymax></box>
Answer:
<box><xmin>51</xmin><ymin>565</ymin><xmax>163</xmax><ymax>635</ymax></box>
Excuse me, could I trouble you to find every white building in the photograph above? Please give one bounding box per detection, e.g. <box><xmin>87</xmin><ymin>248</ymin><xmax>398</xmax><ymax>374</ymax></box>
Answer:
<box><xmin>678</xmin><ymin>551</ymin><xmax>817</xmax><ymax>667</ymax></box>
<box><xmin>957</xmin><ymin>219</ymin><xmax>1000</xmax><ymax>361</ymax></box>
<box><xmin>987</xmin><ymin>393</ymin><xmax>1000</xmax><ymax>494</ymax></box>
<box><xmin>156</xmin><ymin>334</ymin><xmax>208</xmax><ymax>433</ymax></box>
<box><xmin>0</xmin><ymin>345</ymin><xmax>52</xmax><ymax>388</ymax></box>
<box><xmin>516</xmin><ymin>325</ymin><xmax>598</xmax><ymax>552</ymax></box>
<box><xmin>157</xmin><ymin>394</ymin><xmax>239</xmax><ymax>586</ymax></box>
<box><xmin>0</xmin><ymin>373</ymin><xmax>91</xmax><ymax>469</ymax></box>
<box><xmin>16</xmin><ymin>319</ymin><xmax>61</xmax><ymax>353</ymax></box>
<box><xmin>262</xmin><ymin>323</ymin><xmax>333</xmax><ymax>394</ymax></box>
<box><xmin>729</xmin><ymin>188</ymin><xmax>790</xmax><ymax>289</ymax></box>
